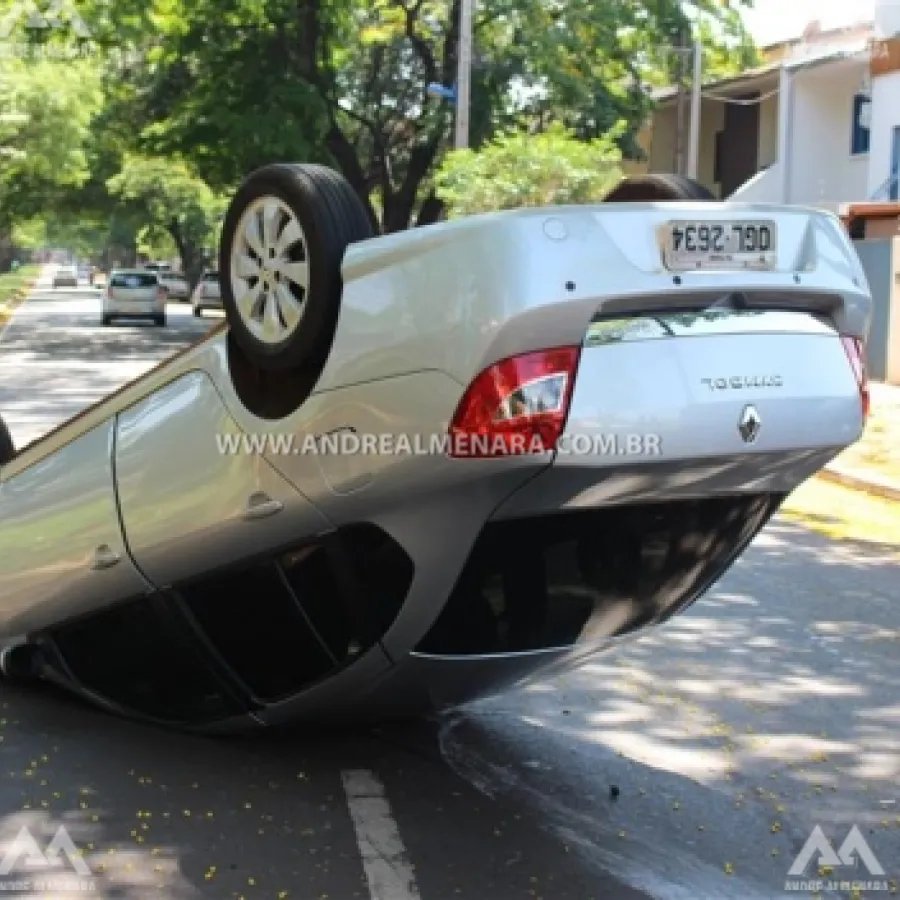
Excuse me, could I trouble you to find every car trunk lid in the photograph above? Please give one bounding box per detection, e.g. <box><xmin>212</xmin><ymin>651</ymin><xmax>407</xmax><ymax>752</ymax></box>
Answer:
<box><xmin>556</xmin><ymin>307</ymin><xmax>865</xmax><ymax>466</ymax></box>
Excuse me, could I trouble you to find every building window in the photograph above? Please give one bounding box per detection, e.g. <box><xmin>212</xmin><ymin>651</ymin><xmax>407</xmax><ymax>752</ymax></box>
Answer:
<box><xmin>851</xmin><ymin>93</ymin><xmax>871</xmax><ymax>155</ymax></box>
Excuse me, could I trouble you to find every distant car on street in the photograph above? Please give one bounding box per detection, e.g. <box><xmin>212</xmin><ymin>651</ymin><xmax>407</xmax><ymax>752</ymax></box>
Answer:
<box><xmin>52</xmin><ymin>266</ymin><xmax>78</xmax><ymax>288</ymax></box>
<box><xmin>157</xmin><ymin>271</ymin><xmax>190</xmax><ymax>301</ymax></box>
<box><xmin>102</xmin><ymin>269</ymin><xmax>167</xmax><ymax>327</ymax></box>
<box><xmin>191</xmin><ymin>270</ymin><xmax>221</xmax><ymax>316</ymax></box>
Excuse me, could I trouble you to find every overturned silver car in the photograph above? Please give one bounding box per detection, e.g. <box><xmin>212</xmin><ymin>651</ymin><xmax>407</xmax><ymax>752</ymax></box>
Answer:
<box><xmin>0</xmin><ymin>167</ymin><xmax>871</xmax><ymax>733</ymax></box>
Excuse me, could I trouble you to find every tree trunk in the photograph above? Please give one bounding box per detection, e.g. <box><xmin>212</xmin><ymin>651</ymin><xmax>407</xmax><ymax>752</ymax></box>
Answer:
<box><xmin>415</xmin><ymin>191</ymin><xmax>446</xmax><ymax>226</ymax></box>
<box><xmin>167</xmin><ymin>220</ymin><xmax>204</xmax><ymax>288</ymax></box>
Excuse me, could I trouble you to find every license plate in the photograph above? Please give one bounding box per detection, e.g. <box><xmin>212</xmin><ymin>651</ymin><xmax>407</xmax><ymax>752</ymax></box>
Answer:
<box><xmin>662</xmin><ymin>220</ymin><xmax>777</xmax><ymax>271</ymax></box>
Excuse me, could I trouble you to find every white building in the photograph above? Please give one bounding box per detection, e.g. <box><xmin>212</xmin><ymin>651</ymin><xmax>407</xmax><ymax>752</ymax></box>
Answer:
<box><xmin>644</xmin><ymin>3</ymin><xmax>900</xmax><ymax>212</ymax></box>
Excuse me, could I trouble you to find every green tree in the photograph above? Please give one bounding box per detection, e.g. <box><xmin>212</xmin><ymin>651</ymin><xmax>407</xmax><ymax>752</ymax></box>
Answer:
<box><xmin>106</xmin><ymin>157</ymin><xmax>226</xmax><ymax>284</ymax></box>
<box><xmin>77</xmin><ymin>0</ymin><xmax>756</xmax><ymax>233</ymax></box>
<box><xmin>0</xmin><ymin>56</ymin><xmax>103</xmax><ymax>228</ymax></box>
<box><xmin>435</xmin><ymin>122</ymin><xmax>623</xmax><ymax>216</ymax></box>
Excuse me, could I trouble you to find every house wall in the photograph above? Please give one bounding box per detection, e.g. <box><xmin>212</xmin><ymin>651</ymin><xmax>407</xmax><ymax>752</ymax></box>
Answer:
<box><xmin>867</xmin><ymin>70</ymin><xmax>900</xmax><ymax>196</ymax></box>
<box><xmin>787</xmin><ymin>61</ymin><xmax>869</xmax><ymax>211</ymax></box>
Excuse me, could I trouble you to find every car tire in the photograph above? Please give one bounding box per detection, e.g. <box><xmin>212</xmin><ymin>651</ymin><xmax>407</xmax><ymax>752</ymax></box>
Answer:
<box><xmin>154</xmin><ymin>314</ymin><xmax>166</xmax><ymax>327</ymax></box>
<box><xmin>602</xmin><ymin>173</ymin><xmax>716</xmax><ymax>202</ymax></box>
<box><xmin>219</xmin><ymin>163</ymin><xmax>375</xmax><ymax>372</ymax></box>
<box><xmin>0</xmin><ymin>412</ymin><xmax>14</xmax><ymax>466</ymax></box>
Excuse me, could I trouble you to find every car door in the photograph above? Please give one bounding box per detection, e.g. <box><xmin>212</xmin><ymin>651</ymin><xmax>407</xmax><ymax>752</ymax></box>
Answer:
<box><xmin>114</xmin><ymin>369</ymin><xmax>331</xmax><ymax>589</ymax></box>
<box><xmin>0</xmin><ymin>421</ymin><xmax>151</xmax><ymax>639</ymax></box>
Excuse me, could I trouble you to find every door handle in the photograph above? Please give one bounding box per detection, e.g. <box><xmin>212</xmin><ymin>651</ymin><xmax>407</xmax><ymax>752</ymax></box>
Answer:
<box><xmin>92</xmin><ymin>544</ymin><xmax>121</xmax><ymax>570</ymax></box>
<box><xmin>242</xmin><ymin>491</ymin><xmax>284</xmax><ymax>521</ymax></box>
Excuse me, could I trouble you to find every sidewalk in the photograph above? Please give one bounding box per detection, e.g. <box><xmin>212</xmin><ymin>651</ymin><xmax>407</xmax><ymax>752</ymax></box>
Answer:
<box><xmin>820</xmin><ymin>381</ymin><xmax>900</xmax><ymax>501</ymax></box>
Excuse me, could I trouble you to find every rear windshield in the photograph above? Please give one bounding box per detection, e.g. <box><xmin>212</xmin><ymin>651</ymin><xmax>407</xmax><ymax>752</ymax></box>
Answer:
<box><xmin>202</xmin><ymin>272</ymin><xmax>219</xmax><ymax>281</ymax></box>
<box><xmin>111</xmin><ymin>273</ymin><xmax>158</xmax><ymax>288</ymax></box>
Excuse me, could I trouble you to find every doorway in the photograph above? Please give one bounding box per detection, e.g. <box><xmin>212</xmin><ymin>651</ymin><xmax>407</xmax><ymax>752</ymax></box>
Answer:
<box><xmin>717</xmin><ymin>94</ymin><xmax>761</xmax><ymax>198</ymax></box>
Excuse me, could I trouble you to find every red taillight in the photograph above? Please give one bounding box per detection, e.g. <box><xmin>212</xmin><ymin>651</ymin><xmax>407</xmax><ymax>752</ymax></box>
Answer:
<box><xmin>448</xmin><ymin>346</ymin><xmax>582</xmax><ymax>458</ymax></box>
<box><xmin>841</xmin><ymin>335</ymin><xmax>869</xmax><ymax>421</ymax></box>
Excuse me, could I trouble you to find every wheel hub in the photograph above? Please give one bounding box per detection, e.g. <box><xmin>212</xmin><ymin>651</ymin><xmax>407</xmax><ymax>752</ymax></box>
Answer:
<box><xmin>231</xmin><ymin>196</ymin><xmax>310</xmax><ymax>346</ymax></box>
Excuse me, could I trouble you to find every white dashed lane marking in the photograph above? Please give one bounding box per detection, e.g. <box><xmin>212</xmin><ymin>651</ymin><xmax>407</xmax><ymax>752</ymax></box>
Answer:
<box><xmin>341</xmin><ymin>769</ymin><xmax>422</xmax><ymax>900</ymax></box>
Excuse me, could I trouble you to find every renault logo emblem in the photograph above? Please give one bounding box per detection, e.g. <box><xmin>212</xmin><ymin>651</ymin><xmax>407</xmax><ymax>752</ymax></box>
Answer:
<box><xmin>738</xmin><ymin>404</ymin><xmax>762</xmax><ymax>443</ymax></box>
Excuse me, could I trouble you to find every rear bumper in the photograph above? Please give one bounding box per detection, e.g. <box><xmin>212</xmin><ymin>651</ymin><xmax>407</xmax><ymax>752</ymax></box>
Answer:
<box><xmin>555</xmin><ymin>308</ymin><xmax>863</xmax><ymax>467</ymax></box>
<box><xmin>103</xmin><ymin>301</ymin><xmax>165</xmax><ymax>317</ymax></box>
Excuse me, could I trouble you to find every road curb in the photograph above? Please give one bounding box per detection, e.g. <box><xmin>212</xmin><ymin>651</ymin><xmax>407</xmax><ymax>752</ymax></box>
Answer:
<box><xmin>818</xmin><ymin>466</ymin><xmax>900</xmax><ymax>502</ymax></box>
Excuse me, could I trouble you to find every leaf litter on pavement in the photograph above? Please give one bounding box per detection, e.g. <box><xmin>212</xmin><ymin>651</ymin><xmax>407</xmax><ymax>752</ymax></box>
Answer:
<box><xmin>782</xmin><ymin>479</ymin><xmax>900</xmax><ymax>549</ymax></box>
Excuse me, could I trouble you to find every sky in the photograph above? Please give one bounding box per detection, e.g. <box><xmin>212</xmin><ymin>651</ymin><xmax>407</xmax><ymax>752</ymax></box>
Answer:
<box><xmin>740</xmin><ymin>0</ymin><xmax>877</xmax><ymax>46</ymax></box>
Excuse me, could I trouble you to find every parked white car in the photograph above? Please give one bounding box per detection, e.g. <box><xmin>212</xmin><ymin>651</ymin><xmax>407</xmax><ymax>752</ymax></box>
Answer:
<box><xmin>101</xmin><ymin>270</ymin><xmax>167</xmax><ymax>327</ymax></box>
<box><xmin>191</xmin><ymin>270</ymin><xmax>222</xmax><ymax>316</ymax></box>
<box><xmin>158</xmin><ymin>271</ymin><xmax>190</xmax><ymax>301</ymax></box>
<box><xmin>52</xmin><ymin>266</ymin><xmax>78</xmax><ymax>288</ymax></box>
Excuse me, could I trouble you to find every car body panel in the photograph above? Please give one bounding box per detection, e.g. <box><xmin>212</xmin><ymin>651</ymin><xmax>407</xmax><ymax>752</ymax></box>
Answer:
<box><xmin>115</xmin><ymin>370</ymin><xmax>332</xmax><ymax>587</ymax></box>
<box><xmin>0</xmin><ymin>421</ymin><xmax>150</xmax><ymax>638</ymax></box>
<box><xmin>1</xmin><ymin>325</ymin><xmax>228</xmax><ymax>480</ymax></box>
<box><xmin>311</xmin><ymin>203</ymin><xmax>870</xmax><ymax>395</ymax></box>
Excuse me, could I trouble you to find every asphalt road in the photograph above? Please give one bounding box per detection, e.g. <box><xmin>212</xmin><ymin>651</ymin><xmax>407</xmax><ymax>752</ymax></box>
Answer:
<box><xmin>0</xmin><ymin>268</ymin><xmax>897</xmax><ymax>900</ymax></box>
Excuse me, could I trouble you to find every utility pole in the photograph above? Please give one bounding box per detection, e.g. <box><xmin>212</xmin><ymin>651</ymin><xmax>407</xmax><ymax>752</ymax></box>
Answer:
<box><xmin>686</xmin><ymin>36</ymin><xmax>702</xmax><ymax>178</ymax></box>
<box><xmin>455</xmin><ymin>0</ymin><xmax>474</xmax><ymax>149</ymax></box>
<box><xmin>673</xmin><ymin>28</ymin><xmax>689</xmax><ymax>175</ymax></box>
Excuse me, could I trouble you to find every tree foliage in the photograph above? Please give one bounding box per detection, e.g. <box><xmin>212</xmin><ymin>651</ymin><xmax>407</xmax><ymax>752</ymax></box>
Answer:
<box><xmin>435</xmin><ymin>122</ymin><xmax>623</xmax><ymax>216</ymax></box>
<box><xmin>107</xmin><ymin>157</ymin><xmax>226</xmax><ymax>282</ymax></box>
<box><xmin>0</xmin><ymin>0</ymin><xmax>758</xmax><ymax>249</ymax></box>
<box><xmin>0</xmin><ymin>56</ymin><xmax>102</xmax><ymax>228</ymax></box>
<box><xmin>76</xmin><ymin>0</ymin><xmax>757</xmax><ymax>233</ymax></box>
